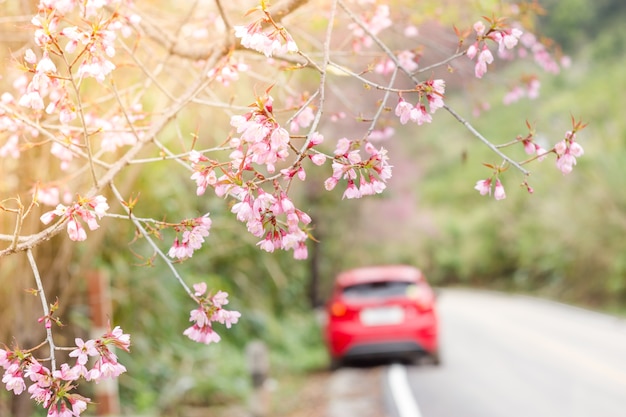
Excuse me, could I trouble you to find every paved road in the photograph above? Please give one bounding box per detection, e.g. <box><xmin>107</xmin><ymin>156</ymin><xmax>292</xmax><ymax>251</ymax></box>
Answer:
<box><xmin>403</xmin><ymin>288</ymin><xmax>626</xmax><ymax>417</ymax></box>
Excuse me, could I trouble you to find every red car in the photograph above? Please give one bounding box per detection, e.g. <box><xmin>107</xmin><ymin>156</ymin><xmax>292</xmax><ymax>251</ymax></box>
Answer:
<box><xmin>323</xmin><ymin>265</ymin><xmax>440</xmax><ymax>368</ymax></box>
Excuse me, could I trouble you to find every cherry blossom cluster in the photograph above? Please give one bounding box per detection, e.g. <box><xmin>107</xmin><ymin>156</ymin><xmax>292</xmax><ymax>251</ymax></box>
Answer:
<box><xmin>40</xmin><ymin>195</ymin><xmax>109</xmax><ymax>241</ymax></box>
<box><xmin>394</xmin><ymin>79</ymin><xmax>446</xmax><ymax>125</ymax></box>
<box><xmin>20</xmin><ymin>0</ymin><xmax>139</xmax><ymax>115</ymax></box>
<box><xmin>475</xmin><ymin>119</ymin><xmax>587</xmax><ymax>200</ymax></box>
<box><xmin>231</xmin><ymin>186</ymin><xmax>312</xmax><ymax>259</ymax></box>
<box><xmin>86</xmin><ymin>105</ymin><xmax>144</xmax><ymax>152</ymax></box>
<box><xmin>2</xmin><ymin>79</ymin><xmax>82</xmax><ymax>167</ymax></box>
<box><xmin>0</xmin><ymin>92</ymin><xmax>40</xmax><ymax>159</ymax></box>
<box><xmin>515</xmin><ymin>119</ymin><xmax>586</xmax><ymax>176</ymax></box>
<box><xmin>33</xmin><ymin>185</ymin><xmax>66</xmax><ymax>207</ymax></box>
<box><xmin>349</xmin><ymin>5</ymin><xmax>392</xmax><ymax>52</ymax></box>
<box><xmin>555</xmin><ymin>129</ymin><xmax>585</xmax><ymax>175</ymax></box>
<box><xmin>167</xmin><ymin>215</ymin><xmax>213</xmax><ymax>260</ymax></box>
<box><xmin>503</xmin><ymin>76</ymin><xmax>541</xmax><ymax>105</ymax></box>
<box><xmin>183</xmin><ymin>283</ymin><xmax>241</xmax><ymax>345</ymax></box>
<box><xmin>474</xmin><ymin>177</ymin><xmax>507</xmax><ymax>201</ymax></box>
<box><xmin>228</xmin><ymin>94</ymin><xmax>293</xmax><ymax>174</ymax></box>
<box><xmin>324</xmin><ymin>138</ymin><xmax>392</xmax><ymax>200</ymax></box>
<box><xmin>375</xmin><ymin>49</ymin><xmax>419</xmax><ymax>75</ymax></box>
<box><xmin>234</xmin><ymin>5</ymin><xmax>298</xmax><ymax>58</ymax></box>
<box><xmin>466</xmin><ymin>18</ymin><xmax>523</xmax><ymax>78</ymax></box>
<box><xmin>207</xmin><ymin>55</ymin><xmax>250</xmax><ymax>87</ymax></box>
<box><xmin>518</xmin><ymin>32</ymin><xmax>565</xmax><ymax>74</ymax></box>
<box><xmin>0</xmin><ymin>0</ymin><xmax>140</xmax><ymax>169</ymax></box>
<box><xmin>188</xmin><ymin>153</ymin><xmax>314</xmax><ymax>260</ymax></box>
<box><xmin>0</xmin><ymin>325</ymin><xmax>130</xmax><ymax>417</ymax></box>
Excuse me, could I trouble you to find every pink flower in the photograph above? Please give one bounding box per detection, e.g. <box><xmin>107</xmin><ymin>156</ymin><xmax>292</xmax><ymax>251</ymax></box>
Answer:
<box><xmin>67</xmin><ymin>218</ymin><xmax>87</xmax><ymax>241</ymax></box>
<box><xmin>425</xmin><ymin>79</ymin><xmax>445</xmax><ymax>113</ymax></box>
<box><xmin>475</xmin><ymin>46</ymin><xmax>494</xmax><ymax>78</ymax></box>
<box><xmin>37</xmin><ymin>54</ymin><xmax>57</xmax><ymax>74</ymax></box>
<box><xmin>404</xmin><ymin>25</ymin><xmax>419</xmax><ymax>38</ymax></box>
<box><xmin>554</xmin><ymin>132</ymin><xmax>584</xmax><ymax>174</ymax></box>
<box><xmin>397</xmin><ymin>50</ymin><xmax>419</xmax><ymax>72</ymax></box>
<box><xmin>309</xmin><ymin>153</ymin><xmax>326</xmax><ymax>166</ymax></box>
<box><xmin>234</xmin><ymin>23</ymin><xmax>298</xmax><ymax>57</ymax></box>
<box><xmin>324</xmin><ymin>176</ymin><xmax>338</xmax><ymax>191</ymax></box>
<box><xmin>100</xmin><ymin>325</ymin><xmax>131</xmax><ymax>352</ymax></box>
<box><xmin>52</xmin><ymin>363</ymin><xmax>80</xmax><ymax>381</ymax></box>
<box><xmin>473</xmin><ymin>21</ymin><xmax>486</xmax><ymax>36</ymax></box>
<box><xmin>535</xmin><ymin>144</ymin><xmax>549</xmax><ymax>161</ymax></box>
<box><xmin>18</xmin><ymin>91</ymin><xmax>44</xmax><ymax>110</ymax></box>
<box><xmin>293</xmin><ymin>242</ymin><xmax>308</xmax><ymax>260</ymax></box>
<box><xmin>2</xmin><ymin>363</ymin><xmax>26</xmax><ymax>395</ymax></box>
<box><xmin>40</xmin><ymin>196</ymin><xmax>109</xmax><ymax>241</ymax></box>
<box><xmin>474</xmin><ymin>178</ymin><xmax>491</xmax><ymax>196</ymax></box>
<box><xmin>334</xmin><ymin>138</ymin><xmax>351</xmax><ymax>156</ymax></box>
<box><xmin>183</xmin><ymin>324</ymin><xmax>221</xmax><ymax>344</ymax></box>
<box><xmin>289</xmin><ymin>106</ymin><xmax>315</xmax><ymax>133</ymax></box>
<box><xmin>411</xmin><ymin>104</ymin><xmax>432</xmax><ymax>125</ymax></box>
<box><xmin>212</xmin><ymin>309</ymin><xmax>241</xmax><ymax>329</ymax></box>
<box><xmin>168</xmin><ymin>215</ymin><xmax>213</xmax><ymax>260</ymax></box>
<box><xmin>494</xmin><ymin>180</ymin><xmax>506</xmax><ymax>200</ymax></box>
<box><xmin>342</xmin><ymin>180</ymin><xmax>361</xmax><ymax>199</ymax></box>
<box><xmin>211</xmin><ymin>290</ymin><xmax>230</xmax><ymax>307</ymax></box>
<box><xmin>94</xmin><ymin>357</ymin><xmax>127</xmax><ymax>380</ymax></box>
<box><xmin>193</xmin><ymin>282</ymin><xmax>207</xmax><ymax>297</ymax></box>
<box><xmin>466</xmin><ymin>42</ymin><xmax>479</xmax><ymax>60</ymax></box>
<box><xmin>0</xmin><ymin>349</ymin><xmax>8</xmax><ymax>368</ymax></box>
<box><xmin>395</xmin><ymin>99</ymin><xmax>413</xmax><ymax>125</ymax></box>
<box><xmin>69</xmin><ymin>339</ymin><xmax>98</xmax><ymax>366</ymax></box>
<box><xmin>257</xmin><ymin>235</ymin><xmax>277</xmax><ymax>252</ymax></box>
<box><xmin>497</xmin><ymin>28</ymin><xmax>523</xmax><ymax>53</ymax></box>
<box><xmin>348</xmin><ymin>5</ymin><xmax>391</xmax><ymax>51</ymax></box>
<box><xmin>68</xmin><ymin>396</ymin><xmax>89</xmax><ymax>416</ymax></box>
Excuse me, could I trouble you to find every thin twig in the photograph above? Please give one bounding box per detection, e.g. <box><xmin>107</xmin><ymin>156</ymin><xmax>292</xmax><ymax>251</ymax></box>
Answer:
<box><xmin>443</xmin><ymin>104</ymin><xmax>529</xmax><ymax>175</ymax></box>
<box><xmin>109</xmin><ymin>183</ymin><xmax>195</xmax><ymax>300</ymax></box>
<box><xmin>26</xmin><ymin>249</ymin><xmax>57</xmax><ymax>372</ymax></box>
<box><xmin>363</xmin><ymin>64</ymin><xmax>398</xmax><ymax>140</ymax></box>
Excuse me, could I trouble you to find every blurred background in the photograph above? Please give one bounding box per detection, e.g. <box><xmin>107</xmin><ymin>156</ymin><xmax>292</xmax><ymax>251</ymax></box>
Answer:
<box><xmin>1</xmin><ymin>0</ymin><xmax>625</xmax><ymax>416</ymax></box>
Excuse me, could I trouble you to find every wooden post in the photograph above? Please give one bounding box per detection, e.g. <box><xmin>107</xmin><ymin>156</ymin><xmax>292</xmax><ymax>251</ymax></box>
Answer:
<box><xmin>246</xmin><ymin>340</ymin><xmax>270</xmax><ymax>417</ymax></box>
<box><xmin>87</xmin><ymin>270</ymin><xmax>120</xmax><ymax>416</ymax></box>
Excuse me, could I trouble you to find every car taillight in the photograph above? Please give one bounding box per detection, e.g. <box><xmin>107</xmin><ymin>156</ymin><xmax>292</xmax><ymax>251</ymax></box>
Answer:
<box><xmin>330</xmin><ymin>301</ymin><xmax>348</xmax><ymax>317</ymax></box>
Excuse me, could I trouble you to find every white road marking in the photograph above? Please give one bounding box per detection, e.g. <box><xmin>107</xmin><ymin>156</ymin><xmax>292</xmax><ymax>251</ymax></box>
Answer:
<box><xmin>388</xmin><ymin>363</ymin><xmax>423</xmax><ymax>417</ymax></box>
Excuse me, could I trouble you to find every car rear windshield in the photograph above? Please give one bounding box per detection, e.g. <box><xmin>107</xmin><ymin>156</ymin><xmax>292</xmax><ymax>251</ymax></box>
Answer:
<box><xmin>341</xmin><ymin>281</ymin><xmax>413</xmax><ymax>299</ymax></box>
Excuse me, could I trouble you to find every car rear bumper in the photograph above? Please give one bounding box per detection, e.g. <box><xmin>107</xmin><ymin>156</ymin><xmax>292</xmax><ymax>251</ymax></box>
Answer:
<box><xmin>343</xmin><ymin>340</ymin><xmax>427</xmax><ymax>359</ymax></box>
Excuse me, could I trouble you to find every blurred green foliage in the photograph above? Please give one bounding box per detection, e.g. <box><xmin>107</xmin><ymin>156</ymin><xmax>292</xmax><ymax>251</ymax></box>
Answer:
<box><xmin>332</xmin><ymin>0</ymin><xmax>626</xmax><ymax>313</ymax></box>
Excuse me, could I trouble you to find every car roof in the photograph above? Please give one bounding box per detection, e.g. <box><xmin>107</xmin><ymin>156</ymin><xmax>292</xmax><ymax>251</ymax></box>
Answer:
<box><xmin>335</xmin><ymin>265</ymin><xmax>424</xmax><ymax>288</ymax></box>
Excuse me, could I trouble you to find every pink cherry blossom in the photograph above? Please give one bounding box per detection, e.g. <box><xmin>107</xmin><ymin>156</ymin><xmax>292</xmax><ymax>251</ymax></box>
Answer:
<box><xmin>474</xmin><ymin>178</ymin><xmax>492</xmax><ymax>196</ymax></box>
<box><xmin>183</xmin><ymin>286</ymin><xmax>240</xmax><ymax>344</ymax></box>
<box><xmin>289</xmin><ymin>106</ymin><xmax>315</xmax><ymax>133</ymax></box>
<box><xmin>554</xmin><ymin>131</ymin><xmax>585</xmax><ymax>174</ymax></box>
<box><xmin>193</xmin><ymin>282</ymin><xmax>208</xmax><ymax>297</ymax></box>
<box><xmin>349</xmin><ymin>5</ymin><xmax>392</xmax><ymax>51</ymax></box>
<box><xmin>168</xmin><ymin>216</ymin><xmax>212</xmax><ymax>260</ymax></box>
<box><xmin>2</xmin><ymin>363</ymin><xmax>26</xmax><ymax>395</ymax></box>
<box><xmin>395</xmin><ymin>98</ymin><xmax>413</xmax><ymax>125</ymax></box>
<box><xmin>473</xmin><ymin>21</ymin><xmax>486</xmax><ymax>36</ymax></box>
<box><xmin>40</xmin><ymin>196</ymin><xmax>109</xmax><ymax>241</ymax></box>
<box><xmin>234</xmin><ymin>21</ymin><xmax>298</xmax><ymax>58</ymax></box>
<box><xmin>309</xmin><ymin>152</ymin><xmax>326</xmax><ymax>166</ymax></box>
<box><xmin>69</xmin><ymin>338</ymin><xmax>98</xmax><ymax>366</ymax></box>
<box><xmin>494</xmin><ymin>180</ymin><xmax>506</xmax><ymax>200</ymax></box>
<box><xmin>184</xmin><ymin>324</ymin><xmax>221</xmax><ymax>344</ymax></box>
<box><xmin>466</xmin><ymin>42</ymin><xmax>479</xmax><ymax>60</ymax></box>
<box><xmin>475</xmin><ymin>46</ymin><xmax>494</xmax><ymax>78</ymax></box>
